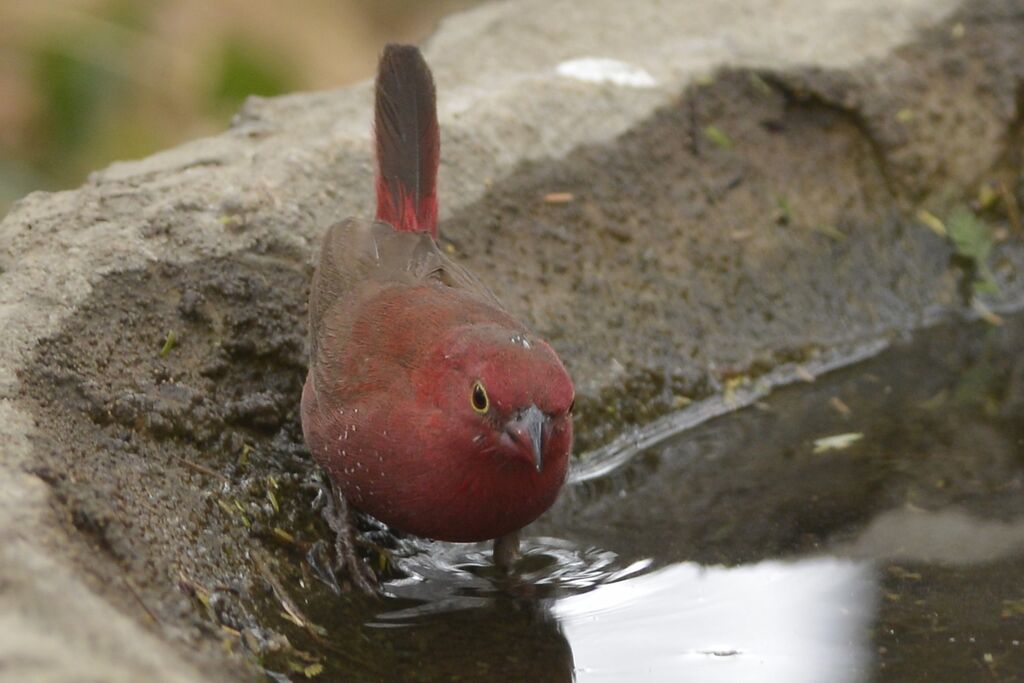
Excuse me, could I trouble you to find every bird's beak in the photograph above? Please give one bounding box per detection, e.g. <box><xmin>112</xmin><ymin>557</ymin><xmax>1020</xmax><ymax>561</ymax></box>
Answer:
<box><xmin>505</xmin><ymin>404</ymin><xmax>546</xmax><ymax>472</ymax></box>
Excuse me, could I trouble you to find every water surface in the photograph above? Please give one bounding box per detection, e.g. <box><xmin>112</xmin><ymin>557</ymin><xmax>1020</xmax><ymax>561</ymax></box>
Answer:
<box><xmin>269</xmin><ymin>316</ymin><xmax>1024</xmax><ymax>681</ymax></box>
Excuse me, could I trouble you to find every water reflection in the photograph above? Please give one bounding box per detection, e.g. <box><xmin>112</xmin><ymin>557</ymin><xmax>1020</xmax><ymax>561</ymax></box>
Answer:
<box><xmin>554</xmin><ymin>558</ymin><xmax>875</xmax><ymax>683</ymax></box>
<box><xmin>840</xmin><ymin>507</ymin><xmax>1024</xmax><ymax>566</ymax></box>
<box><xmin>371</xmin><ymin>539</ymin><xmax>875</xmax><ymax>683</ymax></box>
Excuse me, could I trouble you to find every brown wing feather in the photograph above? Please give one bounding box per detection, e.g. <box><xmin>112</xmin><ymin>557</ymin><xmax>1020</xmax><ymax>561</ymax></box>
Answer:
<box><xmin>308</xmin><ymin>219</ymin><xmax>501</xmax><ymax>366</ymax></box>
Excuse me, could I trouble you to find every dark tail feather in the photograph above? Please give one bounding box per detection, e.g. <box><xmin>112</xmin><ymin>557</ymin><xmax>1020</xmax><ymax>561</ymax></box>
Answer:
<box><xmin>374</xmin><ymin>44</ymin><xmax>440</xmax><ymax>239</ymax></box>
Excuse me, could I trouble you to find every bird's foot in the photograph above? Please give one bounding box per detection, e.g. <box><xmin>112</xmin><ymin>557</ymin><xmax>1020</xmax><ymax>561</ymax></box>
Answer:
<box><xmin>493</xmin><ymin>530</ymin><xmax>521</xmax><ymax>571</ymax></box>
<box><xmin>317</xmin><ymin>482</ymin><xmax>379</xmax><ymax>595</ymax></box>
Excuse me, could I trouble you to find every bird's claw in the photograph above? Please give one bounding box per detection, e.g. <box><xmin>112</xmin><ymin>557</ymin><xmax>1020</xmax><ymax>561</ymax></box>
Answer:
<box><xmin>319</xmin><ymin>484</ymin><xmax>379</xmax><ymax>595</ymax></box>
<box><xmin>305</xmin><ymin>479</ymin><xmax>329</xmax><ymax>512</ymax></box>
<box><xmin>305</xmin><ymin>540</ymin><xmax>341</xmax><ymax>595</ymax></box>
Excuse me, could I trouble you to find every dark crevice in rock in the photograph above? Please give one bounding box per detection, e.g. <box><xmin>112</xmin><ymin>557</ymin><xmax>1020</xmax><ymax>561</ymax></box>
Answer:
<box><xmin>757</xmin><ymin>70</ymin><xmax>905</xmax><ymax>201</ymax></box>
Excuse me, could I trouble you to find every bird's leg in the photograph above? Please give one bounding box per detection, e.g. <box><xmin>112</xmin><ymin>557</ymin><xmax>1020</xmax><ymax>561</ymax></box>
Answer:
<box><xmin>492</xmin><ymin>530</ymin><xmax>521</xmax><ymax>571</ymax></box>
<box><xmin>319</xmin><ymin>482</ymin><xmax>379</xmax><ymax>595</ymax></box>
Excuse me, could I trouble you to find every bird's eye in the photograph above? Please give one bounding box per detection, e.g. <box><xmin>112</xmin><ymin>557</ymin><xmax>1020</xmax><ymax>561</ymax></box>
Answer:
<box><xmin>471</xmin><ymin>381</ymin><xmax>489</xmax><ymax>414</ymax></box>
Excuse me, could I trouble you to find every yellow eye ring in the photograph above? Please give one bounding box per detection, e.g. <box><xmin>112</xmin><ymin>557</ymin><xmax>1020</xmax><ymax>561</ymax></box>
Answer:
<box><xmin>471</xmin><ymin>381</ymin><xmax>489</xmax><ymax>414</ymax></box>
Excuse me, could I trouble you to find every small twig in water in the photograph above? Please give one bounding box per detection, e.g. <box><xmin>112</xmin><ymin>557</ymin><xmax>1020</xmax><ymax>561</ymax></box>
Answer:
<box><xmin>252</xmin><ymin>550</ymin><xmax>327</xmax><ymax>641</ymax></box>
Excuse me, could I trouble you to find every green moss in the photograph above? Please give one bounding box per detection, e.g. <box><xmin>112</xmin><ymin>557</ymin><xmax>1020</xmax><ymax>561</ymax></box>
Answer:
<box><xmin>947</xmin><ymin>205</ymin><xmax>998</xmax><ymax>295</ymax></box>
<box><xmin>703</xmin><ymin>125</ymin><xmax>733</xmax><ymax>150</ymax></box>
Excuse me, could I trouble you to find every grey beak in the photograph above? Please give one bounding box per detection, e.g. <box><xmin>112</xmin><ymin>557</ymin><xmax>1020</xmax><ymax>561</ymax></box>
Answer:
<box><xmin>506</xmin><ymin>404</ymin><xmax>546</xmax><ymax>472</ymax></box>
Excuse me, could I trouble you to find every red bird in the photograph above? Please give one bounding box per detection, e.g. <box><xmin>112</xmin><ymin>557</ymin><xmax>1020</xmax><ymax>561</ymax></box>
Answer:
<box><xmin>301</xmin><ymin>44</ymin><xmax>575</xmax><ymax>588</ymax></box>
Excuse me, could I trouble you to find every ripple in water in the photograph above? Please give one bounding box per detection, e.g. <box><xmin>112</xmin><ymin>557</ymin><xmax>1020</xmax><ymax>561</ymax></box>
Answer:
<box><xmin>373</xmin><ymin>535</ymin><xmax>651</xmax><ymax>623</ymax></box>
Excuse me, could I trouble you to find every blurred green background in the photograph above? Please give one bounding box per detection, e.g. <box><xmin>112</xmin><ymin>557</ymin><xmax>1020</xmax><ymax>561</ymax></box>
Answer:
<box><xmin>0</xmin><ymin>0</ymin><xmax>479</xmax><ymax>216</ymax></box>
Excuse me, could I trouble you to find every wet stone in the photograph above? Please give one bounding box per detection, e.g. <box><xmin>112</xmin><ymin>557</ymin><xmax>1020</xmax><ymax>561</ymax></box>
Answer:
<box><xmin>22</xmin><ymin>256</ymin><xmax>322</xmax><ymax>676</ymax></box>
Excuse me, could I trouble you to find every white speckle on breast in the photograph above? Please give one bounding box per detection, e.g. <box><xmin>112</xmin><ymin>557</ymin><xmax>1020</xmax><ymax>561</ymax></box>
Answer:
<box><xmin>556</xmin><ymin>57</ymin><xmax>656</xmax><ymax>88</ymax></box>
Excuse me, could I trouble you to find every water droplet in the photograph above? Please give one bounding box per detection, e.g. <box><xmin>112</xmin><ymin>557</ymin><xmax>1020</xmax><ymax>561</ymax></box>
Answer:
<box><xmin>510</xmin><ymin>333</ymin><xmax>532</xmax><ymax>349</ymax></box>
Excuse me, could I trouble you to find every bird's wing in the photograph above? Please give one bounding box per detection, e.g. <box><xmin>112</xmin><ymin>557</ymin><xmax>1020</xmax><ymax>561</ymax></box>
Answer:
<box><xmin>308</xmin><ymin>218</ymin><xmax>501</xmax><ymax>361</ymax></box>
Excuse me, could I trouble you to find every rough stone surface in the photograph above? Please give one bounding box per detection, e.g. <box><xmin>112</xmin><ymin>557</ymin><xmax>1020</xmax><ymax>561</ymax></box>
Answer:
<box><xmin>2</xmin><ymin>0</ymin><xmax>1024</xmax><ymax>680</ymax></box>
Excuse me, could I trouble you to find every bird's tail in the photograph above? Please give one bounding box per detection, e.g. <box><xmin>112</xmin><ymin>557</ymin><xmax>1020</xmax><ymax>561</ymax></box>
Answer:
<box><xmin>374</xmin><ymin>44</ymin><xmax>440</xmax><ymax>239</ymax></box>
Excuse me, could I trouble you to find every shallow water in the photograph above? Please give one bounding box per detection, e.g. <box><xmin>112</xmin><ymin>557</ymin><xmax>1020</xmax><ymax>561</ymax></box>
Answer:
<box><xmin>266</xmin><ymin>315</ymin><xmax>1024</xmax><ymax>682</ymax></box>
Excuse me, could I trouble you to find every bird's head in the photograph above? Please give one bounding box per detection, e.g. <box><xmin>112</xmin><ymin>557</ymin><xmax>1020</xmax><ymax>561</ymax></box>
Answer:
<box><xmin>424</xmin><ymin>323</ymin><xmax>574</xmax><ymax>478</ymax></box>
